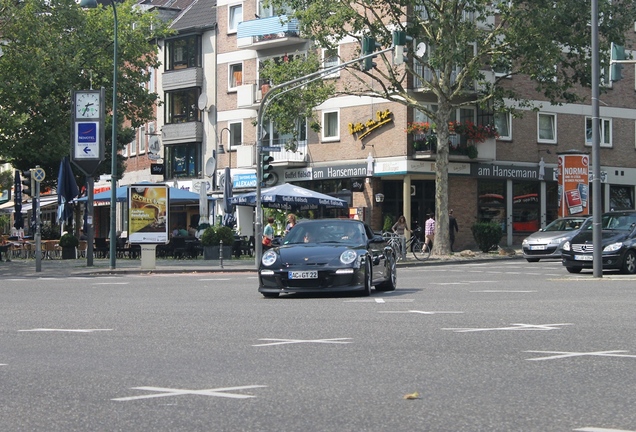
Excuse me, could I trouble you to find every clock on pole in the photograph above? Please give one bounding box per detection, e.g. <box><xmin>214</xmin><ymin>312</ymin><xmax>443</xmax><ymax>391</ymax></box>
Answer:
<box><xmin>70</xmin><ymin>88</ymin><xmax>105</xmax><ymax>176</ymax></box>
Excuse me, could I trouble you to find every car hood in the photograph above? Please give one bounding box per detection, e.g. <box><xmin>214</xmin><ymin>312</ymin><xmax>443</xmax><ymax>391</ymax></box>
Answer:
<box><xmin>525</xmin><ymin>231</ymin><xmax>576</xmax><ymax>242</ymax></box>
<box><xmin>274</xmin><ymin>244</ymin><xmax>360</xmax><ymax>266</ymax></box>
<box><xmin>570</xmin><ymin>230</ymin><xmax>629</xmax><ymax>245</ymax></box>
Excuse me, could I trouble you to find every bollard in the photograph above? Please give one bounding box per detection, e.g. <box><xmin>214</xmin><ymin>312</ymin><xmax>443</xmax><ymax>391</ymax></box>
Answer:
<box><xmin>219</xmin><ymin>239</ymin><xmax>224</xmax><ymax>269</ymax></box>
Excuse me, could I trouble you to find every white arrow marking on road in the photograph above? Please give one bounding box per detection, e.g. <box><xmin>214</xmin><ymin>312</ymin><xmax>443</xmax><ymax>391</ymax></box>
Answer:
<box><xmin>443</xmin><ymin>323</ymin><xmax>573</xmax><ymax>333</ymax></box>
<box><xmin>253</xmin><ymin>338</ymin><xmax>352</xmax><ymax>347</ymax></box>
<box><xmin>19</xmin><ymin>329</ymin><xmax>113</xmax><ymax>333</ymax></box>
<box><xmin>379</xmin><ymin>310</ymin><xmax>464</xmax><ymax>315</ymax></box>
<box><xmin>112</xmin><ymin>385</ymin><xmax>267</xmax><ymax>402</ymax></box>
<box><xmin>526</xmin><ymin>350</ymin><xmax>636</xmax><ymax>361</ymax></box>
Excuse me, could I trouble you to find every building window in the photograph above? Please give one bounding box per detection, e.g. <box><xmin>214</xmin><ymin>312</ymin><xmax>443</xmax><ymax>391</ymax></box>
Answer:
<box><xmin>165</xmin><ymin>35</ymin><xmax>201</xmax><ymax>71</ymax></box>
<box><xmin>228</xmin><ymin>4</ymin><xmax>243</xmax><ymax>33</ymax></box>
<box><xmin>512</xmin><ymin>181</ymin><xmax>539</xmax><ymax>233</ymax></box>
<box><xmin>323</xmin><ymin>48</ymin><xmax>340</xmax><ymax>79</ymax></box>
<box><xmin>537</xmin><ymin>113</ymin><xmax>557</xmax><ymax>143</ymax></box>
<box><xmin>138</xmin><ymin>126</ymin><xmax>145</xmax><ymax>154</ymax></box>
<box><xmin>478</xmin><ymin>180</ymin><xmax>506</xmax><ymax>230</ymax></box>
<box><xmin>228</xmin><ymin>122</ymin><xmax>242</xmax><ymax>149</ymax></box>
<box><xmin>494</xmin><ymin>112</ymin><xmax>512</xmax><ymax>140</ymax></box>
<box><xmin>609</xmin><ymin>185</ymin><xmax>634</xmax><ymax>210</ymax></box>
<box><xmin>585</xmin><ymin>117</ymin><xmax>612</xmax><ymax>147</ymax></box>
<box><xmin>165</xmin><ymin>88</ymin><xmax>200</xmax><ymax>124</ymax></box>
<box><xmin>229</xmin><ymin>63</ymin><xmax>243</xmax><ymax>90</ymax></box>
<box><xmin>322</xmin><ymin>110</ymin><xmax>339</xmax><ymax>141</ymax></box>
<box><xmin>165</xmin><ymin>143</ymin><xmax>200</xmax><ymax>179</ymax></box>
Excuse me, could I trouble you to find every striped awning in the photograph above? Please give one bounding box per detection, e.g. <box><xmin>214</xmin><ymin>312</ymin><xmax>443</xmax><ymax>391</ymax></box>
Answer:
<box><xmin>237</xmin><ymin>15</ymin><xmax>298</xmax><ymax>39</ymax></box>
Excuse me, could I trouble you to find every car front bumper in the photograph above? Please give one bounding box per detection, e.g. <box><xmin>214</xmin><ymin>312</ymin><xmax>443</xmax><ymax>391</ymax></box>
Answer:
<box><xmin>259</xmin><ymin>267</ymin><xmax>366</xmax><ymax>294</ymax></box>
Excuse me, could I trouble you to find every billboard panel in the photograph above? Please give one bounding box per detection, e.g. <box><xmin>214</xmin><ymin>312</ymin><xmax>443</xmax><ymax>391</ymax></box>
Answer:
<box><xmin>558</xmin><ymin>153</ymin><xmax>590</xmax><ymax>218</ymax></box>
<box><xmin>128</xmin><ymin>184</ymin><xmax>169</xmax><ymax>244</ymax></box>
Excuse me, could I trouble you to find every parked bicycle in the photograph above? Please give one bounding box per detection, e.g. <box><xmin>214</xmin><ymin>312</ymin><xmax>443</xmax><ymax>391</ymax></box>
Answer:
<box><xmin>383</xmin><ymin>227</ymin><xmax>431</xmax><ymax>261</ymax></box>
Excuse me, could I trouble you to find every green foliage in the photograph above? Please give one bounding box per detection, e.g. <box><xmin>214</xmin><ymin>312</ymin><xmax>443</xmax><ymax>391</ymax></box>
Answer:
<box><xmin>383</xmin><ymin>214</ymin><xmax>394</xmax><ymax>232</ymax></box>
<box><xmin>471</xmin><ymin>221</ymin><xmax>503</xmax><ymax>253</ymax></box>
<box><xmin>0</xmin><ymin>0</ymin><xmax>173</xmax><ymax>184</ymax></box>
<box><xmin>41</xmin><ymin>224</ymin><xmax>61</xmax><ymax>240</ymax></box>
<box><xmin>0</xmin><ymin>170</ymin><xmax>13</xmax><ymax>192</ymax></box>
<box><xmin>59</xmin><ymin>233</ymin><xmax>79</xmax><ymax>248</ymax></box>
<box><xmin>200</xmin><ymin>225</ymin><xmax>236</xmax><ymax>246</ymax></box>
<box><xmin>259</xmin><ymin>52</ymin><xmax>335</xmax><ymax>146</ymax></box>
<box><xmin>0</xmin><ymin>214</ymin><xmax>10</xmax><ymax>234</ymax></box>
<box><xmin>466</xmin><ymin>144</ymin><xmax>478</xmax><ymax>159</ymax></box>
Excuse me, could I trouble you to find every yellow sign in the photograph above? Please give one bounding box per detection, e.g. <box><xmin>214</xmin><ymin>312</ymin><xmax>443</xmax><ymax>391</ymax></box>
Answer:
<box><xmin>348</xmin><ymin>109</ymin><xmax>393</xmax><ymax>140</ymax></box>
<box><xmin>128</xmin><ymin>184</ymin><xmax>169</xmax><ymax>244</ymax></box>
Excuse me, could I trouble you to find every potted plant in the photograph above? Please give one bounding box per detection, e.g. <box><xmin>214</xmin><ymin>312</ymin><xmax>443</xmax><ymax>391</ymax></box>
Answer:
<box><xmin>59</xmin><ymin>233</ymin><xmax>79</xmax><ymax>259</ymax></box>
<box><xmin>201</xmin><ymin>225</ymin><xmax>235</xmax><ymax>260</ymax></box>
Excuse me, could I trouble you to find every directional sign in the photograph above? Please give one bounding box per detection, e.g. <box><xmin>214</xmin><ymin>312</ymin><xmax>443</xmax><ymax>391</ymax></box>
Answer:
<box><xmin>261</xmin><ymin>146</ymin><xmax>281</xmax><ymax>152</ymax></box>
<box><xmin>33</xmin><ymin>167</ymin><xmax>45</xmax><ymax>183</ymax></box>
<box><xmin>74</xmin><ymin>122</ymin><xmax>100</xmax><ymax>159</ymax></box>
<box><xmin>70</xmin><ymin>88</ymin><xmax>105</xmax><ymax>176</ymax></box>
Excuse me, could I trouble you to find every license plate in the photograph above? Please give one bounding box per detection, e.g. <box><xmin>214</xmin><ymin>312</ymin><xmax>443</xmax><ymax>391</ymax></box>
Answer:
<box><xmin>574</xmin><ymin>255</ymin><xmax>593</xmax><ymax>261</ymax></box>
<box><xmin>289</xmin><ymin>270</ymin><xmax>318</xmax><ymax>279</ymax></box>
<box><xmin>529</xmin><ymin>245</ymin><xmax>546</xmax><ymax>250</ymax></box>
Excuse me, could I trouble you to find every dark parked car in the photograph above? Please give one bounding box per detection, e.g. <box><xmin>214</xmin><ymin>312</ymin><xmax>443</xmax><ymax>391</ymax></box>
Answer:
<box><xmin>521</xmin><ymin>216</ymin><xmax>589</xmax><ymax>262</ymax></box>
<box><xmin>561</xmin><ymin>210</ymin><xmax>636</xmax><ymax>274</ymax></box>
<box><xmin>259</xmin><ymin>219</ymin><xmax>397</xmax><ymax>298</ymax></box>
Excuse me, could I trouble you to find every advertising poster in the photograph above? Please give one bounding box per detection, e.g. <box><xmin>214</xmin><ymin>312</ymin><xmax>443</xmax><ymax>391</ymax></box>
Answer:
<box><xmin>558</xmin><ymin>153</ymin><xmax>590</xmax><ymax>218</ymax></box>
<box><xmin>128</xmin><ymin>184</ymin><xmax>169</xmax><ymax>244</ymax></box>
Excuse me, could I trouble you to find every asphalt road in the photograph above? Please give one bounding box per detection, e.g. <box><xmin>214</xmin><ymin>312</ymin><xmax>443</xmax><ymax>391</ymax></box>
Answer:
<box><xmin>1</xmin><ymin>260</ymin><xmax>635</xmax><ymax>432</ymax></box>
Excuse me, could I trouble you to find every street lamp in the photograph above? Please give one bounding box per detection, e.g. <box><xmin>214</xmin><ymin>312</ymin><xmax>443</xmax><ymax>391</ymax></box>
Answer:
<box><xmin>217</xmin><ymin>127</ymin><xmax>232</xmax><ymax>227</ymax></box>
<box><xmin>217</xmin><ymin>127</ymin><xmax>232</xmax><ymax>169</ymax></box>
<box><xmin>80</xmin><ymin>0</ymin><xmax>118</xmax><ymax>270</ymax></box>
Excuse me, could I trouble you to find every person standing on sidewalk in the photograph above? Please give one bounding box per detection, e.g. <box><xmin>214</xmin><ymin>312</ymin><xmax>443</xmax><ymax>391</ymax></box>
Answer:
<box><xmin>449</xmin><ymin>209</ymin><xmax>459</xmax><ymax>252</ymax></box>
<box><xmin>392</xmin><ymin>215</ymin><xmax>410</xmax><ymax>260</ymax></box>
<box><xmin>425</xmin><ymin>213</ymin><xmax>436</xmax><ymax>250</ymax></box>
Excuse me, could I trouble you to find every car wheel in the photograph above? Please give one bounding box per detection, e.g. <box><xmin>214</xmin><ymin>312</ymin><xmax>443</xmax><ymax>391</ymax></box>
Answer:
<box><xmin>262</xmin><ymin>292</ymin><xmax>279</xmax><ymax>298</ymax></box>
<box><xmin>361</xmin><ymin>260</ymin><xmax>372</xmax><ymax>297</ymax></box>
<box><xmin>566</xmin><ymin>267</ymin><xmax>582</xmax><ymax>274</ymax></box>
<box><xmin>526</xmin><ymin>258</ymin><xmax>540</xmax><ymax>263</ymax></box>
<box><xmin>376</xmin><ymin>255</ymin><xmax>397</xmax><ymax>291</ymax></box>
<box><xmin>621</xmin><ymin>250</ymin><xmax>636</xmax><ymax>274</ymax></box>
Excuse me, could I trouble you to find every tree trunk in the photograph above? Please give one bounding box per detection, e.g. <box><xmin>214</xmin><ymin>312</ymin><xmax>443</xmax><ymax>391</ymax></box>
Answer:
<box><xmin>433</xmin><ymin>105</ymin><xmax>452</xmax><ymax>256</ymax></box>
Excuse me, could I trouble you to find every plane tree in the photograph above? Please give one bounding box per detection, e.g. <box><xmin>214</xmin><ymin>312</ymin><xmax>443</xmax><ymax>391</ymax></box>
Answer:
<box><xmin>266</xmin><ymin>0</ymin><xmax>636</xmax><ymax>254</ymax></box>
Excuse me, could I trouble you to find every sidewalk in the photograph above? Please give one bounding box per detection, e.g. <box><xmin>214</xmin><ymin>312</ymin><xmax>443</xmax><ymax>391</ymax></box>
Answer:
<box><xmin>0</xmin><ymin>248</ymin><xmax>524</xmax><ymax>278</ymax></box>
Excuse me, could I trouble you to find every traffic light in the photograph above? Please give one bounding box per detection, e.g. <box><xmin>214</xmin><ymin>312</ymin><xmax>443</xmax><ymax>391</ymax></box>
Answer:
<box><xmin>610</xmin><ymin>42</ymin><xmax>625</xmax><ymax>82</ymax></box>
<box><xmin>392</xmin><ymin>31</ymin><xmax>413</xmax><ymax>65</ymax></box>
<box><xmin>21</xmin><ymin>169</ymin><xmax>34</xmax><ymax>196</ymax></box>
<box><xmin>361</xmin><ymin>36</ymin><xmax>381</xmax><ymax>71</ymax></box>
<box><xmin>262</xmin><ymin>154</ymin><xmax>274</xmax><ymax>183</ymax></box>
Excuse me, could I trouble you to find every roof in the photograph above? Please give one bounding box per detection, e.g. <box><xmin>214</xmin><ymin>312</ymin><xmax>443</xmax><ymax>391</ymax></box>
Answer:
<box><xmin>170</xmin><ymin>0</ymin><xmax>216</xmax><ymax>32</ymax></box>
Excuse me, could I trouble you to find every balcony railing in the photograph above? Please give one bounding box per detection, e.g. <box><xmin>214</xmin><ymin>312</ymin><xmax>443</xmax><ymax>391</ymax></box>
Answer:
<box><xmin>236</xmin><ymin>15</ymin><xmax>303</xmax><ymax>49</ymax></box>
<box><xmin>412</xmin><ymin>135</ymin><xmax>496</xmax><ymax>161</ymax></box>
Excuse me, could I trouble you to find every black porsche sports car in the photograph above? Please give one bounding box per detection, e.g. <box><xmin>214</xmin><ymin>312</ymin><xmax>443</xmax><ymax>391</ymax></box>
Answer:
<box><xmin>259</xmin><ymin>219</ymin><xmax>397</xmax><ymax>298</ymax></box>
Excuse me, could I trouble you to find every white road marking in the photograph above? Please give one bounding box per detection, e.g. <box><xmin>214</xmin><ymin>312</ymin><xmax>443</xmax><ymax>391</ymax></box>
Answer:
<box><xmin>470</xmin><ymin>290</ymin><xmax>536</xmax><ymax>293</ymax></box>
<box><xmin>526</xmin><ymin>350</ymin><xmax>636</xmax><ymax>361</ymax></box>
<box><xmin>19</xmin><ymin>328</ymin><xmax>113</xmax><ymax>333</ymax></box>
<box><xmin>375</xmin><ymin>298</ymin><xmax>385</xmax><ymax>303</ymax></box>
<box><xmin>575</xmin><ymin>427</ymin><xmax>636</xmax><ymax>432</ymax></box>
<box><xmin>0</xmin><ymin>364</ymin><xmax>6</xmax><ymax>366</ymax></box>
<box><xmin>198</xmin><ymin>278</ymin><xmax>232</xmax><ymax>281</ymax></box>
<box><xmin>379</xmin><ymin>310</ymin><xmax>464</xmax><ymax>315</ymax></box>
<box><xmin>91</xmin><ymin>282</ymin><xmax>129</xmax><ymax>285</ymax></box>
<box><xmin>344</xmin><ymin>299</ymin><xmax>414</xmax><ymax>303</ymax></box>
<box><xmin>113</xmin><ymin>385</ymin><xmax>267</xmax><ymax>402</ymax></box>
<box><xmin>253</xmin><ymin>338</ymin><xmax>352</xmax><ymax>347</ymax></box>
<box><xmin>443</xmin><ymin>323</ymin><xmax>572</xmax><ymax>333</ymax></box>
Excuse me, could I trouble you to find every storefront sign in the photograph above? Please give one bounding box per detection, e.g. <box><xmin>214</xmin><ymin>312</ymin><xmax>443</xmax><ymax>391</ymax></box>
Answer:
<box><xmin>351</xmin><ymin>178</ymin><xmax>365</xmax><ymax>192</ymax></box>
<box><xmin>285</xmin><ymin>163</ymin><xmax>369</xmax><ymax>182</ymax></box>
<box><xmin>558</xmin><ymin>153</ymin><xmax>589</xmax><ymax>217</ymax></box>
<box><xmin>348</xmin><ymin>109</ymin><xmax>393</xmax><ymax>140</ymax></box>
<box><xmin>471</xmin><ymin>163</ymin><xmax>554</xmax><ymax>180</ymax></box>
<box><xmin>128</xmin><ymin>184</ymin><xmax>169</xmax><ymax>244</ymax></box>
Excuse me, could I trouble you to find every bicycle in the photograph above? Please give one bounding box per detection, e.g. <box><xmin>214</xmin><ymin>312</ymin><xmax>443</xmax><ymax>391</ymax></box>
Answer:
<box><xmin>383</xmin><ymin>227</ymin><xmax>431</xmax><ymax>261</ymax></box>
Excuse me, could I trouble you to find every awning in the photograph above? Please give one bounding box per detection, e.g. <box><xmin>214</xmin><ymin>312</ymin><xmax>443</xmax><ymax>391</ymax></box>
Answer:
<box><xmin>13</xmin><ymin>196</ymin><xmax>59</xmax><ymax>213</ymax></box>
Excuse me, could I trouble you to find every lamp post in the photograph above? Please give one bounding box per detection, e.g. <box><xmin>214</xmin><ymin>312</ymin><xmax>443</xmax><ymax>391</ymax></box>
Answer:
<box><xmin>217</xmin><ymin>127</ymin><xmax>232</xmax><ymax>227</ymax></box>
<box><xmin>80</xmin><ymin>0</ymin><xmax>118</xmax><ymax>270</ymax></box>
<box><xmin>217</xmin><ymin>127</ymin><xmax>232</xmax><ymax>169</ymax></box>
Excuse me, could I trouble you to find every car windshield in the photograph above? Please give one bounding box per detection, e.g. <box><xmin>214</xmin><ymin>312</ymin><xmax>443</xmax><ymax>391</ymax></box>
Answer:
<box><xmin>544</xmin><ymin>218</ymin><xmax>586</xmax><ymax>232</ymax></box>
<box><xmin>283</xmin><ymin>221</ymin><xmax>366</xmax><ymax>245</ymax></box>
<box><xmin>601</xmin><ymin>213</ymin><xmax>636</xmax><ymax>231</ymax></box>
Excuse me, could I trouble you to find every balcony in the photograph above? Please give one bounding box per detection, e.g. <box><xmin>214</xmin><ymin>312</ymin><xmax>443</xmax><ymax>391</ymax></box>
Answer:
<box><xmin>162</xmin><ymin>67</ymin><xmax>203</xmax><ymax>91</ymax></box>
<box><xmin>162</xmin><ymin>122</ymin><xmax>203</xmax><ymax>145</ymax></box>
<box><xmin>236</xmin><ymin>15</ymin><xmax>304</xmax><ymax>49</ymax></box>
<box><xmin>412</xmin><ymin>135</ymin><xmax>496</xmax><ymax>162</ymax></box>
<box><xmin>236</xmin><ymin>80</ymin><xmax>271</xmax><ymax>108</ymax></box>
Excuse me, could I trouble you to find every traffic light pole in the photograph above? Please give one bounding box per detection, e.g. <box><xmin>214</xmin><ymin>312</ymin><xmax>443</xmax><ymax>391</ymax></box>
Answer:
<box><xmin>254</xmin><ymin>46</ymin><xmax>392</xmax><ymax>268</ymax></box>
<box><xmin>35</xmin><ymin>176</ymin><xmax>42</xmax><ymax>273</ymax></box>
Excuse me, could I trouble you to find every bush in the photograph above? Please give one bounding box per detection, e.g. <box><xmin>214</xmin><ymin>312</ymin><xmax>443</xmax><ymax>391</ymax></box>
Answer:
<box><xmin>471</xmin><ymin>221</ymin><xmax>503</xmax><ymax>253</ymax></box>
<box><xmin>59</xmin><ymin>233</ymin><xmax>79</xmax><ymax>248</ymax></box>
<box><xmin>200</xmin><ymin>225</ymin><xmax>236</xmax><ymax>246</ymax></box>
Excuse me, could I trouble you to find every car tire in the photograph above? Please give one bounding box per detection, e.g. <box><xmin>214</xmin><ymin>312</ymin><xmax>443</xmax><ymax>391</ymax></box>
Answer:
<box><xmin>566</xmin><ymin>267</ymin><xmax>582</xmax><ymax>274</ymax></box>
<box><xmin>262</xmin><ymin>292</ymin><xmax>279</xmax><ymax>298</ymax></box>
<box><xmin>361</xmin><ymin>260</ymin><xmax>372</xmax><ymax>297</ymax></box>
<box><xmin>376</xmin><ymin>255</ymin><xmax>396</xmax><ymax>291</ymax></box>
<box><xmin>621</xmin><ymin>250</ymin><xmax>636</xmax><ymax>274</ymax></box>
<box><xmin>526</xmin><ymin>258</ymin><xmax>540</xmax><ymax>263</ymax></box>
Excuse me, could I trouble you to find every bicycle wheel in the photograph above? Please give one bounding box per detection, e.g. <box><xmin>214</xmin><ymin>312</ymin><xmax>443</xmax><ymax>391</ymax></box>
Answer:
<box><xmin>412</xmin><ymin>240</ymin><xmax>431</xmax><ymax>261</ymax></box>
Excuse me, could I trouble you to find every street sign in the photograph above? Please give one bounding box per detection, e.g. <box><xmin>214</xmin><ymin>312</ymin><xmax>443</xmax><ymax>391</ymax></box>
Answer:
<box><xmin>33</xmin><ymin>167</ymin><xmax>45</xmax><ymax>183</ymax></box>
<box><xmin>261</xmin><ymin>146</ymin><xmax>281</xmax><ymax>152</ymax></box>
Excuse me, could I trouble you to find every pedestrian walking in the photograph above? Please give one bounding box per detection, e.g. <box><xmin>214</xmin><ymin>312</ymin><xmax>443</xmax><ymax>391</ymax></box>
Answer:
<box><xmin>425</xmin><ymin>213</ymin><xmax>435</xmax><ymax>250</ymax></box>
<box><xmin>449</xmin><ymin>209</ymin><xmax>459</xmax><ymax>252</ymax></box>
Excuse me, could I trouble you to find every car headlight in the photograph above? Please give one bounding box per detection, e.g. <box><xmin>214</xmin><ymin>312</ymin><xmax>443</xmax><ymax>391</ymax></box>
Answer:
<box><xmin>522</xmin><ymin>239</ymin><xmax>529</xmax><ymax>245</ymax></box>
<box><xmin>261</xmin><ymin>250</ymin><xmax>278</xmax><ymax>266</ymax></box>
<box><xmin>603</xmin><ymin>242</ymin><xmax>623</xmax><ymax>252</ymax></box>
<box><xmin>340</xmin><ymin>250</ymin><xmax>357</xmax><ymax>265</ymax></box>
<box><xmin>562</xmin><ymin>241</ymin><xmax>571</xmax><ymax>251</ymax></box>
<box><xmin>549</xmin><ymin>237</ymin><xmax>567</xmax><ymax>245</ymax></box>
